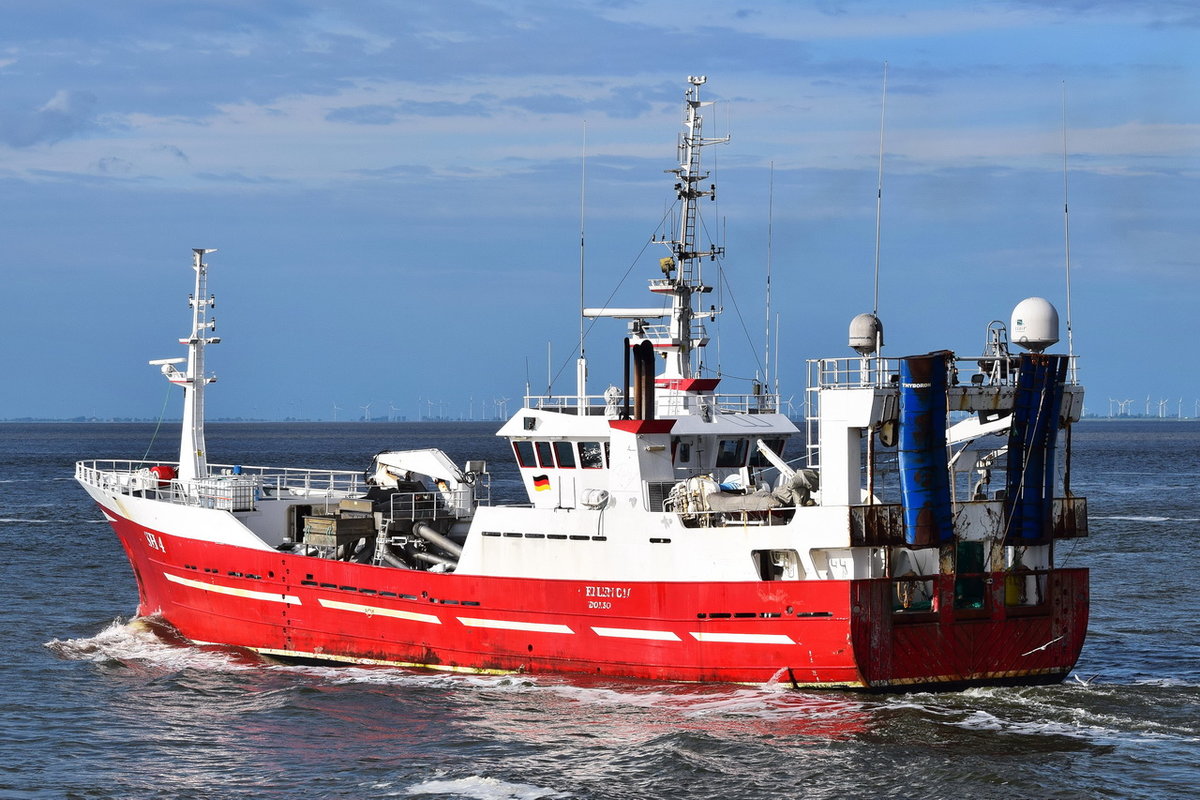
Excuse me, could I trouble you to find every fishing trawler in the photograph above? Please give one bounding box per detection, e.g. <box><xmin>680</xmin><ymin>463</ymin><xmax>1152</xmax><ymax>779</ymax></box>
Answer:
<box><xmin>76</xmin><ymin>77</ymin><xmax>1088</xmax><ymax>690</ymax></box>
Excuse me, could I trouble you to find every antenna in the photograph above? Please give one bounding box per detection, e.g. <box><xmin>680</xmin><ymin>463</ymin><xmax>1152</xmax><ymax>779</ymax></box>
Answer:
<box><xmin>773</xmin><ymin>312</ymin><xmax>781</xmax><ymax>399</ymax></box>
<box><xmin>1061</xmin><ymin>81</ymin><xmax>1077</xmax><ymax>383</ymax></box>
<box><xmin>873</xmin><ymin>61</ymin><xmax>888</xmax><ymax>319</ymax></box>
<box><xmin>579</xmin><ymin>120</ymin><xmax>587</xmax><ymax>355</ymax></box>
<box><xmin>577</xmin><ymin>119</ymin><xmax>589</xmax><ymax>406</ymax></box>
<box><xmin>764</xmin><ymin>161</ymin><xmax>774</xmax><ymax>395</ymax></box>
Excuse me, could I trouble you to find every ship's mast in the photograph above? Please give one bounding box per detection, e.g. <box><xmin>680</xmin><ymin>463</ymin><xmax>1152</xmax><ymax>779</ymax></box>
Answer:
<box><xmin>151</xmin><ymin>248</ymin><xmax>219</xmax><ymax>482</ymax></box>
<box><xmin>655</xmin><ymin>75</ymin><xmax>729</xmax><ymax>381</ymax></box>
<box><xmin>580</xmin><ymin>78</ymin><xmax>729</xmax><ymax>387</ymax></box>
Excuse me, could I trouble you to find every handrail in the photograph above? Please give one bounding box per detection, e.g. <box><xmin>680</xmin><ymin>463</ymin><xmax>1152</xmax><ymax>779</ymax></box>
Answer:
<box><xmin>524</xmin><ymin>391</ymin><xmax>780</xmax><ymax>415</ymax></box>
<box><xmin>809</xmin><ymin>354</ymin><xmax>1081</xmax><ymax>390</ymax></box>
<box><xmin>75</xmin><ymin>459</ymin><xmax>366</xmax><ymax>510</ymax></box>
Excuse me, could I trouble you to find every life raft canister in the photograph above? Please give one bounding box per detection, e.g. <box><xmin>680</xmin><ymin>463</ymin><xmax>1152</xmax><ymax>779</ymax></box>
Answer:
<box><xmin>149</xmin><ymin>464</ymin><xmax>177</xmax><ymax>486</ymax></box>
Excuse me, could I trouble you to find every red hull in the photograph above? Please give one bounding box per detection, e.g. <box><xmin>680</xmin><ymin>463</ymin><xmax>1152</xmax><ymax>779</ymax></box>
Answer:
<box><xmin>108</xmin><ymin>508</ymin><xmax>1088</xmax><ymax>689</ymax></box>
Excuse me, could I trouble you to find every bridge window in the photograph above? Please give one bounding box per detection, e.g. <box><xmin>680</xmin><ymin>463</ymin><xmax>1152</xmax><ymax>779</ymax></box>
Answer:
<box><xmin>535</xmin><ymin>441</ymin><xmax>555</xmax><ymax>468</ymax></box>
<box><xmin>514</xmin><ymin>441</ymin><xmax>536</xmax><ymax>468</ymax></box>
<box><xmin>554</xmin><ymin>441</ymin><xmax>576</xmax><ymax>468</ymax></box>
<box><xmin>715</xmin><ymin>439</ymin><xmax>748</xmax><ymax>468</ymax></box>
<box><xmin>580</xmin><ymin>441</ymin><xmax>604</xmax><ymax>469</ymax></box>
<box><xmin>750</xmin><ymin>438</ymin><xmax>787</xmax><ymax>468</ymax></box>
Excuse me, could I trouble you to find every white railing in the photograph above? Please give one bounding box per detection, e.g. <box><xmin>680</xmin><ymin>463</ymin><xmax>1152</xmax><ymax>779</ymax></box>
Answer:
<box><xmin>525</xmin><ymin>393</ymin><xmax>620</xmax><ymax>416</ymax></box>
<box><xmin>525</xmin><ymin>390</ymin><xmax>779</xmax><ymax>417</ymax></box>
<box><xmin>75</xmin><ymin>459</ymin><xmax>366</xmax><ymax>511</ymax></box>
<box><xmin>809</xmin><ymin>354</ymin><xmax>1081</xmax><ymax>391</ymax></box>
<box><xmin>383</xmin><ymin>480</ymin><xmax>489</xmax><ymax>525</ymax></box>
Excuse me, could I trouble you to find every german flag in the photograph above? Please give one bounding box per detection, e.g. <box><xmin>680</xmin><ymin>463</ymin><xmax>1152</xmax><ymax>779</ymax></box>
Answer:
<box><xmin>533</xmin><ymin>474</ymin><xmax>551</xmax><ymax>492</ymax></box>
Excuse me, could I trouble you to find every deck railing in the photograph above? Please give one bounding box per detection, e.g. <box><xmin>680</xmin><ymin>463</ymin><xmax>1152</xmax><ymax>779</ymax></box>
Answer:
<box><xmin>524</xmin><ymin>390</ymin><xmax>780</xmax><ymax>417</ymax></box>
<box><xmin>809</xmin><ymin>354</ymin><xmax>1080</xmax><ymax>391</ymax></box>
<box><xmin>75</xmin><ymin>459</ymin><xmax>366</xmax><ymax>511</ymax></box>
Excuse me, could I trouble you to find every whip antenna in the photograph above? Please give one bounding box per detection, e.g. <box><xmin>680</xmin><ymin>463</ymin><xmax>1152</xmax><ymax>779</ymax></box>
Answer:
<box><xmin>1061</xmin><ymin>82</ymin><xmax>1077</xmax><ymax>382</ymax></box>
<box><xmin>764</xmin><ymin>161</ymin><xmax>774</xmax><ymax>393</ymax></box>
<box><xmin>873</xmin><ymin>61</ymin><xmax>888</xmax><ymax>319</ymax></box>
<box><xmin>577</xmin><ymin>119</ymin><xmax>589</xmax><ymax>404</ymax></box>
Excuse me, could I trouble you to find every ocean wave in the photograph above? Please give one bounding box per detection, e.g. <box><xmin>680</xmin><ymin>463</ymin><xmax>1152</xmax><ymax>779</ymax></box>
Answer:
<box><xmin>399</xmin><ymin>775</ymin><xmax>569</xmax><ymax>799</ymax></box>
<box><xmin>891</xmin><ymin>682</ymin><xmax>1200</xmax><ymax>744</ymax></box>
<box><xmin>44</xmin><ymin>616</ymin><xmax>255</xmax><ymax>673</ymax></box>
<box><xmin>948</xmin><ymin>708</ymin><xmax>1126</xmax><ymax>740</ymax></box>
<box><xmin>287</xmin><ymin>663</ymin><xmax>873</xmax><ymax>735</ymax></box>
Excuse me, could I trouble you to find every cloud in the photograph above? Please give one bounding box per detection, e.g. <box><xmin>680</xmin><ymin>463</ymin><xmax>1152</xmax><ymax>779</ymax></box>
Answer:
<box><xmin>326</xmin><ymin>104</ymin><xmax>402</xmax><ymax>125</ymax></box>
<box><xmin>400</xmin><ymin>96</ymin><xmax>494</xmax><ymax>117</ymax></box>
<box><xmin>194</xmin><ymin>170</ymin><xmax>286</xmax><ymax>184</ymax></box>
<box><xmin>510</xmin><ymin>93</ymin><xmax>586</xmax><ymax>115</ymax></box>
<box><xmin>327</xmin><ymin>94</ymin><xmax>497</xmax><ymax>124</ymax></box>
<box><xmin>95</xmin><ymin>156</ymin><xmax>133</xmax><ymax>174</ymax></box>
<box><xmin>0</xmin><ymin>90</ymin><xmax>97</xmax><ymax>147</ymax></box>
<box><xmin>156</xmin><ymin>144</ymin><xmax>189</xmax><ymax>162</ymax></box>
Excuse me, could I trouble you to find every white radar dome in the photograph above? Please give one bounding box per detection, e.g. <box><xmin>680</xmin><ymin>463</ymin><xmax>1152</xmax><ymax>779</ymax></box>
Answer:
<box><xmin>849</xmin><ymin>313</ymin><xmax>884</xmax><ymax>355</ymax></box>
<box><xmin>1010</xmin><ymin>297</ymin><xmax>1059</xmax><ymax>353</ymax></box>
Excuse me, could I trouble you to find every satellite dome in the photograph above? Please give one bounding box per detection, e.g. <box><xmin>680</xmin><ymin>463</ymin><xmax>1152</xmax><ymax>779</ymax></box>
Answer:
<box><xmin>1010</xmin><ymin>297</ymin><xmax>1059</xmax><ymax>352</ymax></box>
<box><xmin>849</xmin><ymin>313</ymin><xmax>883</xmax><ymax>355</ymax></box>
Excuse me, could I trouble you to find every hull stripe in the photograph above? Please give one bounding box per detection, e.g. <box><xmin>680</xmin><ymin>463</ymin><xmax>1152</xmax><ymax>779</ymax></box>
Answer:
<box><xmin>318</xmin><ymin>598</ymin><xmax>441</xmax><ymax>624</ymax></box>
<box><xmin>164</xmin><ymin>572</ymin><xmax>301</xmax><ymax>605</ymax></box>
<box><xmin>592</xmin><ymin>626</ymin><xmax>681</xmax><ymax>641</ymax></box>
<box><xmin>457</xmin><ymin>617</ymin><xmax>575</xmax><ymax>635</ymax></box>
<box><xmin>689</xmin><ymin>631</ymin><xmax>796</xmax><ymax>645</ymax></box>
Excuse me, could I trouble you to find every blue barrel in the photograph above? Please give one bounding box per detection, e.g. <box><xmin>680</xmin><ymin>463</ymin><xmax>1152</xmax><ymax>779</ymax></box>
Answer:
<box><xmin>898</xmin><ymin>352</ymin><xmax>954</xmax><ymax>546</ymax></box>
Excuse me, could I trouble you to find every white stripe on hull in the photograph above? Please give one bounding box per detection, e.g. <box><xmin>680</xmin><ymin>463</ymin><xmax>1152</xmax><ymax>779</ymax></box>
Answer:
<box><xmin>689</xmin><ymin>631</ymin><xmax>795</xmax><ymax>645</ymax></box>
<box><xmin>456</xmin><ymin>617</ymin><xmax>575</xmax><ymax>635</ymax></box>
<box><xmin>164</xmin><ymin>572</ymin><xmax>301</xmax><ymax>605</ymax></box>
<box><xmin>591</xmin><ymin>626</ymin><xmax>681</xmax><ymax>641</ymax></box>
<box><xmin>318</xmin><ymin>598</ymin><xmax>441</xmax><ymax>624</ymax></box>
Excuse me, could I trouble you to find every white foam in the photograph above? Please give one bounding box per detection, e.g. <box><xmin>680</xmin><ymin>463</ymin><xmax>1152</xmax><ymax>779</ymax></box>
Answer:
<box><xmin>403</xmin><ymin>775</ymin><xmax>568</xmax><ymax>799</ymax></box>
<box><xmin>45</xmin><ymin>617</ymin><xmax>253</xmax><ymax>673</ymax></box>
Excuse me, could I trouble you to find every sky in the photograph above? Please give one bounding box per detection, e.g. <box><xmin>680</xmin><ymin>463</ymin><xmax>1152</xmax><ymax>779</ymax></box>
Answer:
<box><xmin>1</xmin><ymin>0</ymin><xmax>1197</xmax><ymax>421</ymax></box>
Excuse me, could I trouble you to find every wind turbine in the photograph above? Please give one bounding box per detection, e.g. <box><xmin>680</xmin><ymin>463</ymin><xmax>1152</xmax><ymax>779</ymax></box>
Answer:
<box><xmin>389</xmin><ymin>402</ymin><xmax>401</xmax><ymax>422</ymax></box>
<box><xmin>332</xmin><ymin>402</ymin><xmax>342</xmax><ymax>422</ymax></box>
<box><xmin>361</xmin><ymin>402</ymin><xmax>373</xmax><ymax>422</ymax></box>
<box><xmin>495</xmin><ymin>396</ymin><xmax>510</xmax><ymax>420</ymax></box>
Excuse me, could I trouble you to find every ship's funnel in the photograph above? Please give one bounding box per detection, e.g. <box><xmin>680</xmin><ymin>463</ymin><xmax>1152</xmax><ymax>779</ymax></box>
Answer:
<box><xmin>632</xmin><ymin>340</ymin><xmax>656</xmax><ymax>420</ymax></box>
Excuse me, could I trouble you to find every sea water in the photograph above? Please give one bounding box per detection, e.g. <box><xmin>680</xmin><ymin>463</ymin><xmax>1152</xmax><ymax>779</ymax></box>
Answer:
<box><xmin>2</xmin><ymin>421</ymin><xmax>1197</xmax><ymax>799</ymax></box>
